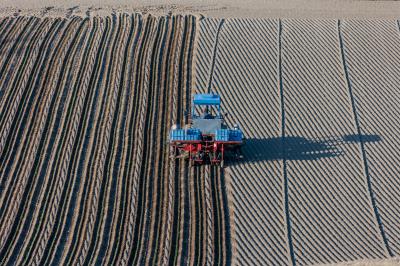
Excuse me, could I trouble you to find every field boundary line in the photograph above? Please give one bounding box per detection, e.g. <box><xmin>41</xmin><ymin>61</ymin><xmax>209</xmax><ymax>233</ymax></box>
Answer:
<box><xmin>337</xmin><ymin>19</ymin><xmax>393</xmax><ymax>257</ymax></box>
<box><xmin>397</xmin><ymin>19</ymin><xmax>400</xmax><ymax>33</ymax></box>
<box><xmin>279</xmin><ymin>18</ymin><xmax>296</xmax><ymax>266</ymax></box>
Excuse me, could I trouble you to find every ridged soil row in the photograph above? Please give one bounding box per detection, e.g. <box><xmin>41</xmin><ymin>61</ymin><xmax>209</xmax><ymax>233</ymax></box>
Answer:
<box><xmin>0</xmin><ymin>17</ymin><xmax>32</xmax><ymax>86</ymax></box>
<box><xmin>281</xmin><ymin>19</ymin><xmax>388</xmax><ymax>265</ymax></box>
<box><xmin>341</xmin><ymin>19</ymin><xmax>400</xmax><ymax>256</ymax></box>
<box><xmin>15</xmin><ymin>18</ymin><xmax>91</xmax><ymax>265</ymax></box>
<box><xmin>0</xmin><ymin>17</ymin><xmax>87</xmax><ymax>263</ymax></box>
<box><xmin>59</xmin><ymin>16</ymin><xmax>115</xmax><ymax>265</ymax></box>
<box><xmin>188</xmin><ymin>166</ymin><xmax>206</xmax><ymax>265</ymax></box>
<box><xmin>38</xmin><ymin>16</ymin><xmax>117</xmax><ymax>266</ymax></box>
<box><xmin>94</xmin><ymin>14</ymin><xmax>137</xmax><ymax>266</ymax></box>
<box><xmin>0</xmin><ymin>17</ymin><xmax>76</xmax><ymax>253</ymax></box>
<box><xmin>19</xmin><ymin>17</ymin><xmax>89</xmax><ymax>260</ymax></box>
<box><xmin>210</xmin><ymin>165</ymin><xmax>231</xmax><ymax>265</ymax></box>
<box><xmin>103</xmin><ymin>15</ymin><xmax>143</xmax><ymax>265</ymax></box>
<box><xmin>72</xmin><ymin>14</ymin><xmax>127</xmax><ymax>264</ymax></box>
<box><xmin>0</xmin><ymin>17</ymin><xmax>8</xmax><ymax>35</ymax></box>
<box><xmin>125</xmin><ymin>15</ymin><xmax>164</xmax><ymax>265</ymax></box>
<box><xmin>162</xmin><ymin>15</ymin><xmax>189</xmax><ymax>265</ymax></box>
<box><xmin>205</xmin><ymin>18</ymin><xmax>290</xmax><ymax>265</ymax></box>
<box><xmin>80</xmin><ymin>14</ymin><xmax>128</xmax><ymax>265</ymax></box>
<box><xmin>118</xmin><ymin>15</ymin><xmax>157</xmax><ymax>265</ymax></box>
<box><xmin>0</xmin><ymin>17</ymin><xmax>51</xmax><ymax>190</ymax></box>
<box><xmin>0</xmin><ymin>17</ymin><xmax>55</xmax><ymax>155</ymax></box>
<box><xmin>129</xmin><ymin>15</ymin><xmax>169</xmax><ymax>265</ymax></box>
<box><xmin>0</xmin><ymin>17</ymin><xmax>39</xmax><ymax>103</ymax></box>
<box><xmin>20</xmin><ymin>17</ymin><xmax>105</xmax><ymax>266</ymax></box>
<box><xmin>166</xmin><ymin>15</ymin><xmax>198</xmax><ymax>266</ymax></box>
<box><xmin>146</xmin><ymin>15</ymin><xmax>190</xmax><ymax>266</ymax></box>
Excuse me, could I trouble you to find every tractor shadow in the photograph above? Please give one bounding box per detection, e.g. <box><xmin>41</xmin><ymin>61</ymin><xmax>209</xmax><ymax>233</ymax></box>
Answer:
<box><xmin>240</xmin><ymin>134</ymin><xmax>381</xmax><ymax>162</ymax></box>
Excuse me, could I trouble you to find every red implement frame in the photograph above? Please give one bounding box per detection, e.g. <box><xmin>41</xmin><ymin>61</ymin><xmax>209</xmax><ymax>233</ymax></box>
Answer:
<box><xmin>170</xmin><ymin>139</ymin><xmax>242</xmax><ymax>166</ymax></box>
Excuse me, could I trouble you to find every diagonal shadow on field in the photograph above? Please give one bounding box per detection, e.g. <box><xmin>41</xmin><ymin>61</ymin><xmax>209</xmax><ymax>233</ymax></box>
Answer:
<box><xmin>241</xmin><ymin>134</ymin><xmax>381</xmax><ymax>162</ymax></box>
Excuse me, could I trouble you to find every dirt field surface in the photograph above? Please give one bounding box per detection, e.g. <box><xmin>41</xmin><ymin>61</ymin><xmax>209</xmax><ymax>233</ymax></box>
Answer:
<box><xmin>1</xmin><ymin>8</ymin><xmax>400</xmax><ymax>266</ymax></box>
<box><xmin>1</xmin><ymin>0</ymin><xmax>400</xmax><ymax>18</ymax></box>
<box><xmin>194</xmin><ymin>17</ymin><xmax>400</xmax><ymax>265</ymax></box>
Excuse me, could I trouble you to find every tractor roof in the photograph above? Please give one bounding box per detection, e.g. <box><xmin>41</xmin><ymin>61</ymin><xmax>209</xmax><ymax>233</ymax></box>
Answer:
<box><xmin>193</xmin><ymin>94</ymin><xmax>220</xmax><ymax>106</ymax></box>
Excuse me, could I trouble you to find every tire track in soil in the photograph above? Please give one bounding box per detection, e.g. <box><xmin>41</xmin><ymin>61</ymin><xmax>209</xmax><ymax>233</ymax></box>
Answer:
<box><xmin>338</xmin><ymin>19</ymin><xmax>392</xmax><ymax>258</ymax></box>
<box><xmin>341</xmin><ymin>19</ymin><xmax>400</xmax><ymax>256</ymax></box>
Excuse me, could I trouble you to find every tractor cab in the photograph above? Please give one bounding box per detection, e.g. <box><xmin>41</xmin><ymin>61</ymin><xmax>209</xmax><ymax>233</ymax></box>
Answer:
<box><xmin>191</xmin><ymin>94</ymin><xmax>224</xmax><ymax>135</ymax></box>
<box><xmin>169</xmin><ymin>93</ymin><xmax>244</xmax><ymax>167</ymax></box>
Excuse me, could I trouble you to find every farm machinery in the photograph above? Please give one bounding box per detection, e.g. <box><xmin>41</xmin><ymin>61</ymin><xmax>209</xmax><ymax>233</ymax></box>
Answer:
<box><xmin>169</xmin><ymin>94</ymin><xmax>244</xmax><ymax>167</ymax></box>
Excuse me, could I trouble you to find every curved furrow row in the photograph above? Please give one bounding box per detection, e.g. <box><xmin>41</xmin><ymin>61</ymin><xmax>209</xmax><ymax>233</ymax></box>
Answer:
<box><xmin>74</xmin><ymin>14</ymin><xmax>125</xmax><ymax>264</ymax></box>
<box><xmin>60</xmin><ymin>17</ymin><xmax>114</xmax><ymax>265</ymax></box>
<box><xmin>118</xmin><ymin>15</ymin><xmax>157</xmax><ymax>265</ymax></box>
<box><xmin>97</xmin><ymin>15</ymin><xmax>136</xmax><ymax>266</ymax></box>
<box><xmin>167</xmin><ymin>15</ymin><xmax>197</xmax><ymax>266</ymax></box>
<box><xmin>0</xmin><ymin>17</ymin><xmax>39</xmax><ymax>102</ymax></box>
<box><xmin>16</xmin><ymin>18</ymin><xmax>92</xmax><ymax>265</ymax></box>
<box><xmin>0</xmin><ymin>18</ymin><xmax>76</xmax><ymax>251</ymax></box>
<box><xmin>0</xmin><ymin>17</ymin><xmax>8</xmax><ymax>34</ymax></box>
<box><xmin>23</xmin><ymin>17</ymin><xmax>105</xmax><ymax>266</ymax></box>
<box><xmin>27</xmin><ymin>18</ymin><xmax>96</xmax><ymax>265</ymax></box>
<box><xmin>125</xmin><ymin>15</ymin><xmax>160</xmax><ymax>265</ymax></box>
<box><xmin>0</xmin><ymin>18</ymin><xmax>87</xmax><ymax>264</ymax></box>
<box><xmin>0</xmin><ymin>18</ymin><xmax>55</xmax><ymax>156</ymax></box>
<box><xmin>341</xmin><ymin>19</ymin><xmax>400</xmax><ymax>256</ymax></box>
<box><xmin>134</xmin><ymin>16</ymin><xmax>168</xmax><ymax>265</ymax></box>
<box><xmin>0</xmin><ymin>17</ymin><xmax>54</xmax><ymax>196</ymax></box>
<box><xmin>82</xmin><ymin>14</ymin><xmax>130</xmax><ymax>265</ymax></box>
<box><xmin>146</xmin><ymin>15</ymin><xmax>182</xmax><ymax>266</ymax></box>
<box><xmin>0</xmin><ymin>17</ymin><xmax>12</xmax><ymax>45</ymax></box>
<box><xmin>161</xmin><ymin>15</ymin><xmax>185</xmax><ymax>265</ymax></box>
<box><xmin>0</xmin><ymin>17</ymin><xmax>30</xmax><ymax>79</ymax></box>
<box><xmin>104</xmin><ymin>14</ymin><xmax>143</xmax><ymax>265</ymax></box>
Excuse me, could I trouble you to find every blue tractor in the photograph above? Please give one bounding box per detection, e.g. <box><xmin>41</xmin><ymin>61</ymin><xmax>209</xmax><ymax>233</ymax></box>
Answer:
<box><xmin>169</xmin><ymin>94</ymin><xmax>244</xmax><ymax>167</ymax></box>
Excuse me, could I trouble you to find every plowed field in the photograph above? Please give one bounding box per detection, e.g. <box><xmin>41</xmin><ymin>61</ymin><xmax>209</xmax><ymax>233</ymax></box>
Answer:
<box><xmin>1</xmin><ymin>14</ymin><xmax>400</xmax><ymax>266</ymax></box>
